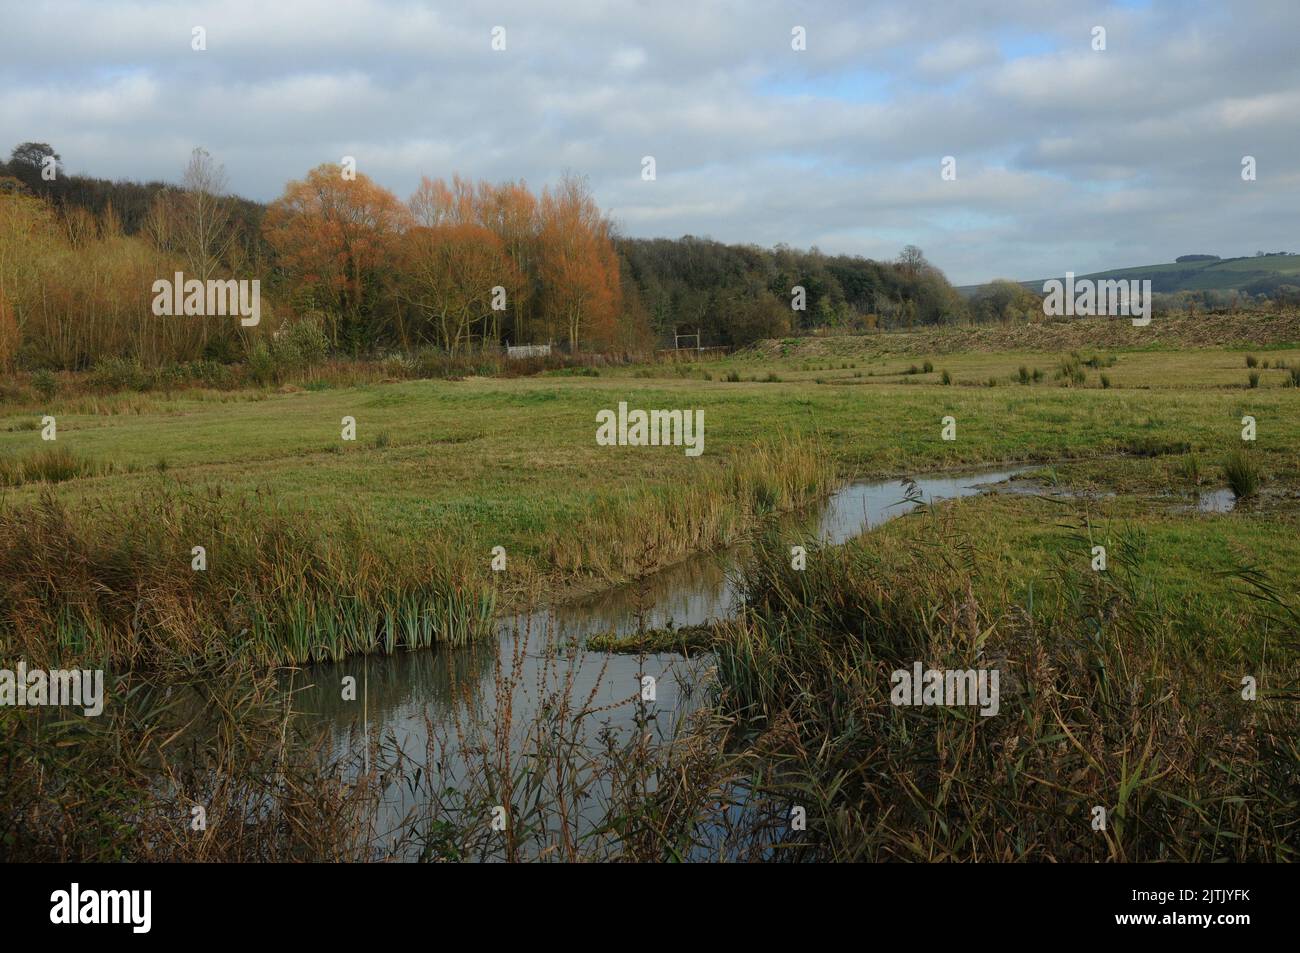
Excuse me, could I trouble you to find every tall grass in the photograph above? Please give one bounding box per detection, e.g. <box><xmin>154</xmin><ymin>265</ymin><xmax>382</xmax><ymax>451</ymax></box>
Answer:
<box><xmin>0</xmin><ymin>435</ymin><xmax>834</xmax><ymax>670</ymax></box>
<box><xmin>707</xmin><ymin>512</ymin><xmax>1298</xmax><ymax>861</ymax></box>
<box><xmin>0</xmin><ymin>663</ymin><xmax>387</xmax><ymax>861</ymax></box>
<box><xmin>550</xmin><ymin>434</ymin><xmax>837</xmax><ymax>583</ymax></box>
<box><xmin>1223</xmin><ymin>449</ymin><xmax>1261</xmax><ymax>499</ymax></box>
<box><xmin>0</xmin><ymin>486</ymin><xmax>494</xmax><ymax>670</ymax></box>
<box><xmin>0</xmin><ymin>446</ymin><xmax>111</xmax><ymax>486</ymax></box>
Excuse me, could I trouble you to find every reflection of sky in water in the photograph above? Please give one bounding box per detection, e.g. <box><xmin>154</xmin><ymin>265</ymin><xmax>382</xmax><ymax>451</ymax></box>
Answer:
<box><xmin>1196</xmin><ymin>488</ymin><xmax>1237</xmax><ymax>513</ymax></box>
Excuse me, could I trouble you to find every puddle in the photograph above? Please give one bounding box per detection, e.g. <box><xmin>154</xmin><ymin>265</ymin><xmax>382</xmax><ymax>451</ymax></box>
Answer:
<box><xmin>1195</xmin><ymin>488</ymin><xmax>1237</xmax><ymax>513</ymax></box>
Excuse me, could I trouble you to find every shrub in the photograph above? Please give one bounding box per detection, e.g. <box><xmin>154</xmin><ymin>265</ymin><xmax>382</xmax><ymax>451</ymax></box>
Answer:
<box><xmin>247</xmin><ymin>342</ymin><xmax>277</xmax><ymax>385</ymax></box>
<box><xmin>1056</xmin><ymin>354</ymin><xmax>1086</xmax><ymax>386</ymax></box>
<box><xmin>941</xmin><ymin>369</ymin><xmax>952</xmax><ymax>385</ymax></box>
<box><xmin>1248</xmin><ymin>371</ymin><xmax>1260</xmax><ymax>388</ymax></box>
<box><xmin>922</xmin><ymin>360</ymin><xmax>934</xmax><ymax>373</ymax></box>
<box><xmin>1018</xmin><ymin>366</ymin><xmax>1030</xmax><ymax>384</ymax></box>
<box><xmin>1245</xmin><ymin>354</ymin><xmax>1258</xmax><ymax>368</ymax></box>
<box><xmin>89</xmin><ymin>357</ymin><xmax>149</xmax><ymax>392</ymax></box>
<box><xmin>270</xmin><ymin>317</ymin><xmax>329</xmax><ymax>372</ymax></box>
<box><xmin>1101</xmin><ymin>373</ymin><xmax>1112</xmax><ymax>389</ymax></box>
<box><xmin>31</xmin><ymin>370</ymin><xmax>57</xmax><ymax>401</ymax></box>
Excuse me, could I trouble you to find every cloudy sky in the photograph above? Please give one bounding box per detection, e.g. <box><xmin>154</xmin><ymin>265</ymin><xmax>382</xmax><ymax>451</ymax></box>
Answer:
<box><xmin>2</xmin><ymin>0</ymin><xmax>1296</xmax><ymax>284</ymax></box>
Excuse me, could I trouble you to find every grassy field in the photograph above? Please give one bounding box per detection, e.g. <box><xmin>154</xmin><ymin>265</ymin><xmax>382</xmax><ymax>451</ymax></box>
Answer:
<box><xmin>2</xmin><ymin>319</ymin><xmax>1297</xmax><ymax>861</ymax></box>
<box><xmin>2</xmin><ymin>336</ymin><xmax>1298</xmax><ymax>664</ymax></box>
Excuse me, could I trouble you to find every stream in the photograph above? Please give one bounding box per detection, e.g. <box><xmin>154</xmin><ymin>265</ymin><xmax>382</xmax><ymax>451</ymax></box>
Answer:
<box><xmin>280</xmin><ymin>465</ymin><xmax>1028</xmax><ymax>857</ymax></box>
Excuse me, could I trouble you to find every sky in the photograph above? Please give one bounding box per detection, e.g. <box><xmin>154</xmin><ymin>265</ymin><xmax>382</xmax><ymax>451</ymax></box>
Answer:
<box><xmin>2</xmin><ymin>0</ymin><xmax>1297</xmax><ymax>285</ymax></box>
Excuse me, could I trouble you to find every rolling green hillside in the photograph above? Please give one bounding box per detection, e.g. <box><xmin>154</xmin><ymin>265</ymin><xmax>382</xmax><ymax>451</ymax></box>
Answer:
<box><xmin>962</xmin><ymin>253</ymin><xmax>1300</xmax><ymax>297</ymax></box>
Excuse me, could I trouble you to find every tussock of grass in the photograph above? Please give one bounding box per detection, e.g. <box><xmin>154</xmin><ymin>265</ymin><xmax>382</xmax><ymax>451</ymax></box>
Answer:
<box><xmin>1124</xmin><ymin>436</ymin><xmax>1191</xmax><ymax>457</ymax></box>
<box><xmin>1223</xmin><ymin>449</ymin><xmax>1261</xmax><ymax>499</ymax></box>
<box><xmin>0</xmin><ymin>447</ymin><xmax>109</xmax><ymax>486</ymax></box>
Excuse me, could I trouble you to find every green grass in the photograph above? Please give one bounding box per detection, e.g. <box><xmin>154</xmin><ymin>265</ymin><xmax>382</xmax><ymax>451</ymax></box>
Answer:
<box><xmin>3</xmin><ymin>330</ymin><xmax>1298</xmax><ymax>862</ymax></box>
<box><xmin>2</xmin><ymin>342</ymin><xmax>1299</xmax><ymax>669</ymax></box>
<box><xmin>1224</xmin><ymin>449</ymin><xmax>1262</xmax><ymax>499</ymax></box>
<box><xmin>959</xmin><ymin>253</ymin><xmax>1300</xmax><ymax>295</ymax></box>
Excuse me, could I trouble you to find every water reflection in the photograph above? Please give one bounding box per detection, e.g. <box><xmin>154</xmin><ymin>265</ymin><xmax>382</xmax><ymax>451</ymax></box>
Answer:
<box><xmin>284</xmin><ymin>467</ymin><xmax>1026</xmax><ymax>856</ymax></box>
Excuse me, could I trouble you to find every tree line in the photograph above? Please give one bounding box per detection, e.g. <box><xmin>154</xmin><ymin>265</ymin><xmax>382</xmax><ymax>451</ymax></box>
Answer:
<box><xmin>0</xmin><ymin>143</ymin><xmax>634</xmax><ymax>370</ymax></box>
<box><xmin>11</xmin><ymin>139</ymin><xmax>1273</xmax><ymax>375</ymax></box>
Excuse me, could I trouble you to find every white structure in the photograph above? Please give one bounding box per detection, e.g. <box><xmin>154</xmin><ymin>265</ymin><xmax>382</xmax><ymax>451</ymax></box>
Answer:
<box><xmin>506</xmin><ymin>343</ymin><xmax>551</xmax><ymax>359</ymax></box>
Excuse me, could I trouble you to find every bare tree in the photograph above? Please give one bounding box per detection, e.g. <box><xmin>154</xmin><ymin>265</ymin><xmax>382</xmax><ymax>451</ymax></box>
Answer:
<box><xmin>897</xmin><ymin>244</ymin><xmax>927</xmax><ymax>279</ymax></box>
<box><xmin>178</xmin><ymin>147</ymin><xmax>236</xmax><ymax>283</ymax></box>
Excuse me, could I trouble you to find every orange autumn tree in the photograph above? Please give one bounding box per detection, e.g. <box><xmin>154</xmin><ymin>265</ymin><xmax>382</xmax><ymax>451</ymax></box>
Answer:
<box><xmin>473</xmin><ymin>180</ymin><xmax>539</xmax><ymax>344</ymax></box>
<box><xmin>537</xmin><ymin>174</ymin><xmax>621</xmax><ymax>351</ymax></box>
<box><xmin>401</xmin><ymin>176</ymin><xmax>525</xmax><ymax>352</ymax></box>
<box><xmin>398</xmin><ymin>221</ymin><xmax>518</xmax><ymax>353</ymax></box>
<box><xmin>262</xmin><ymin>164</ymin><xmax>408</xmax><ymax>347</ymax></box>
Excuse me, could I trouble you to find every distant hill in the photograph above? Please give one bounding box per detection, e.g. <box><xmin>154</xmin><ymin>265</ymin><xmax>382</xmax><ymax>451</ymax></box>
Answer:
<box><xmin>960</xmin><ymin>254</ymin><xmax>1300</xmax><ymax>298</ymax></box>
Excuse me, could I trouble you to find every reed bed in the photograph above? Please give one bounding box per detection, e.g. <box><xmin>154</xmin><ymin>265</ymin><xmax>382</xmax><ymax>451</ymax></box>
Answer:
<box><xmin>709</xmin><ymin>508</ymin><xmax>1299</xmax><ymax>861</ymax></box>
<box><xmin>0</xmin><ymin>662</ymin><xmax>387</xmax><ymax>861</ymax></box>
<box><xmin>0</xmin><ymin>434</ymin><xmax>835</xmax><ymax>672</ymax></box>
<box><xmin>0</xmin><ymin>485</ymin><xmax>494</xmax><ymax>670</ymax></box>
<box><xmin>550</xmin><ymin>434</ymin><xmax>837</xmax><ymax>582</ymax></box>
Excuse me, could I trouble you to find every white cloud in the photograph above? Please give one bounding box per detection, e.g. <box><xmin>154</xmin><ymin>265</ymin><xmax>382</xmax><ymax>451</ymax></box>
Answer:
<box><xmin>1</xmin><ymin>0</ymin><xmax>1297</xmax><ymax>284</ymax></box>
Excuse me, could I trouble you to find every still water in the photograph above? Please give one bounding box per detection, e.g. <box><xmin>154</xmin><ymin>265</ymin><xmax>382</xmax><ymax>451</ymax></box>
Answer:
<box><xmin>280</xmin><ymin>467</ymin><xmax>1026</xmax><ymax>856</ymax></box>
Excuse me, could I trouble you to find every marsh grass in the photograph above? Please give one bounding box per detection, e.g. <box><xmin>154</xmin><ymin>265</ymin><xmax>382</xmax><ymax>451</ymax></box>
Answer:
<box><xmin>0</xmin><ymin>446</ymin><xmax>111</xmax><ymax>486</ymax></box>
<box><xmin>0</xmin><ymin>435</ymin><xmax>833</xmax><ymax>671</ymax></box>
<box><xmin>550</xmin><ymin>435</ymin><xmax>836</xmax><ymax>583</ymax></box>
<box><xmin>0</xmin><ymin>662</ymin><xmax>386</xmax><ymax>861</ymax></box>
<box><xmin>0</xmin><ymin>486</ymin><xmax>495</xmax><ymax>670</ymax></box>
<box><xmin>707</xmin><ymin>512</ymin><xmax>1298</xmax><ymax>861</ymax></box>
<box><xmin>3</xmin><ymin>487</ymin><xmax>1295</xmax><ymax>863</ymax></box>
<box><xmin>1223</xmin><ymin>449</ymin><xmax>1261</xmax><ymax>499</ymax></box>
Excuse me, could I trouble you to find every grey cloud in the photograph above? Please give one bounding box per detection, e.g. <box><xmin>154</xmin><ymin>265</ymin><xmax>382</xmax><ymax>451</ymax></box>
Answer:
<box><xmin>2</xmin><ymin>0</ymin><xmax>1297</xmax><ymax>284</ymax></box>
